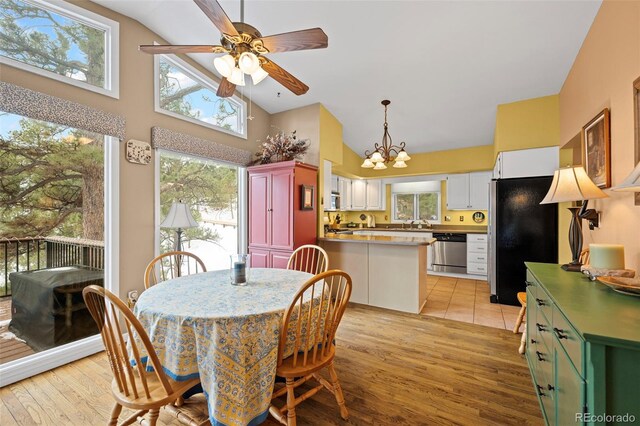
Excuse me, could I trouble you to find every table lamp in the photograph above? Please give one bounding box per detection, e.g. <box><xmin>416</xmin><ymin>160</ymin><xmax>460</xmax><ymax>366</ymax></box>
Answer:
<box><xmin>160</xmin><ymin>201</ymin><xmax>198</xmax><ymax>252</ymax></box>
<box><xmin>540</xmin><ymin>166</ymin><xmax>608</xmax><ymax>271</ymax></box>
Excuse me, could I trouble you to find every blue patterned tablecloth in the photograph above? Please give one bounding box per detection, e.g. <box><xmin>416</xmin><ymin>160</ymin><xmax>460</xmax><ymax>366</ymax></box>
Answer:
<box><xmin>133</xmin><ymin>268</ymin><xmax>313</xmax><ymax>426</ymax></box>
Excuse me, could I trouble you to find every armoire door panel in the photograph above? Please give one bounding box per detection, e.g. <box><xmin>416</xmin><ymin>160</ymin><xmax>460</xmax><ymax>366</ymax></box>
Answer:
<box><xmin>248</xmin><ymin>173</ymin><xmax>270</xmax><ymax>247</ymax></box>
<box><xmin>270</xmin><ymin>169</ymin><xmax>293</xmax><ymax>250</ymax></box>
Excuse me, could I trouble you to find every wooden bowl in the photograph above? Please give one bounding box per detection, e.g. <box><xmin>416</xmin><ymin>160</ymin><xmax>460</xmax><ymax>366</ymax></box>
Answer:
<box><xmin>597</xmin><ymin>276</ymin><xmax>640</xmax><ymax>296</ymax></box>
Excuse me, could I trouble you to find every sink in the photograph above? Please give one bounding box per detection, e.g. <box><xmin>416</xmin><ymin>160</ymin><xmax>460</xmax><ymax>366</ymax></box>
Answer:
<box><xmin>385</xmin><ymin>227</ymin><xmax>432</xmax><ymax>232</ymax></box>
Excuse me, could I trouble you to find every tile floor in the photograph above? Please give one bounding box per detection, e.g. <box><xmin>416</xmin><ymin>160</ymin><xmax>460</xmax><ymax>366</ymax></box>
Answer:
<box><xmin>421</xmin><ymin>275</ymin><xmax>524</xmax><ymax>331</ymax></box>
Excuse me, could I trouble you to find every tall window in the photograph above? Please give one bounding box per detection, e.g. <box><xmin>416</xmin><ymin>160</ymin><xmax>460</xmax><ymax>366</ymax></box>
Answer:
<box><xmin>159</xmin><ymin>151</ymin><xmax>239</xmax><ymax>271</ymax></box>
<box><xmin>155</xmin><ymin>55</ymin><xmax>246</xmax><ymax>137</ymax></box>
<box><xmin>391</xmin><ymin>181</ymin><xmax>441</xmax><ymax>223</ymax></box>
<box><xmin>0</xmin><ymin>0</ymin><xmax>119</xmax><ymax>97</ymax></box>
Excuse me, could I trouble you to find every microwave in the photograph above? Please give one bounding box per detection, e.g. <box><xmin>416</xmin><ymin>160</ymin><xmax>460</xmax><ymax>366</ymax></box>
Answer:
<box><xmin>330</xmin><ymin>192</ymin><xmax>340</xmax><ymax>210</ymax></box>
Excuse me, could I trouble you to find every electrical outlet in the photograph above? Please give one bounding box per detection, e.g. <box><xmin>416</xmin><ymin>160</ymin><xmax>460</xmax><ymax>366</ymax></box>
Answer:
<box><xmin>444</xmin><ymin>216</ymin><xmax>451</xmax><ymax>222</ymax></box>
<box><xmin>459</xmin><ymin>216</ymin><xmax>464</xmax><ymax>222</ymax></box>
<box><xmin>384</xmin><ymin>215</ymin><xmax>388</xmax><ymax>221</ymax></box>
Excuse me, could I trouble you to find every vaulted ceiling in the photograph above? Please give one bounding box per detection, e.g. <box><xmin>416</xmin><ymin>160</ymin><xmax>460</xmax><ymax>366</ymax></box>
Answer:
<box><xmin>95</xmin><ymin>0</ymin><xmax>601</xmax><ymax>155</ymax></box>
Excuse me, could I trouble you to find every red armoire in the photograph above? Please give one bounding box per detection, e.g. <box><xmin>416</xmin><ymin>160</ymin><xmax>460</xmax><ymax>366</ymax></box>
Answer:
<box><xmin>248</xmin><ymin>161</ymin><xmax>318</xmax><ymax>268</ymax></box>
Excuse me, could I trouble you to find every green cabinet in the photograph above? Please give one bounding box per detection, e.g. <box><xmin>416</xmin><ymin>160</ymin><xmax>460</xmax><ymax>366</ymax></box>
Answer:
<box><xmin>525</xmin><ymin>263</ymin><xmax>640</xmax><ymax>426</ymax></box>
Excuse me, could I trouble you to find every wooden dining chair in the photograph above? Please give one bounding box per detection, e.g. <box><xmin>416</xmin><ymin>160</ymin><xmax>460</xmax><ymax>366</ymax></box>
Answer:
<box><xmin>144</xmin><ymin>251</ymin><xmax>206</xmax><ymax>290</ymax></box>
<box><xmin>82</xmin><ymin>285</ymin><xmax>207</xmax><ymax>426</ymax></box>
<box><xmin>269</xmin><ymin>270</ymin><xmax>352</xmax><ymax>426</ymax></box>
<box><xmin>287</xmin><ymin>245</ymin><xmax>329</xmax><ymax>275</ymax></box>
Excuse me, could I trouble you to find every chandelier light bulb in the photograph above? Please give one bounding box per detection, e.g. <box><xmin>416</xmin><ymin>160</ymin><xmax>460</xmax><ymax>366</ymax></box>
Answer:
<box><xmin>238</xmin><ymin>52</ymin><xmax>260</xmax><ymax>74</ymax></box>
<box><xmin>251</xmin><ymin>66</ymin><xmax>269</xmax><ymax>85</ymax></box>
<box><xmin>373</xmin><ymin>161</ymin><xmax>387</xmax><ymax>170</ymax></box>
<box><xmin>370</xmin><ymin>152</ymin><xmax>384</xmax><ymax>163</ymax></box>
<box><xmin>361</xmin><ymin>157</ymin><xmax>375</xmax><ymax>168</ymax></box>
<box><xmin>213</xmin><ymin>54</ymin><xmax>235</xmax><ymax>78</ymax></box>
<box><xmin>393</xmin><ymin>160</ymin><xmax>407</xmax><ymax>168</ymax></box>
<box><xmin>228</xmin><ymin>67</ymin><xmax>245</xmax><ymax>86</ymax></box>
<box><xmin>395</xmin><ymin>149</ymin><xmax>411</xmax><ymax>162</ymax></box>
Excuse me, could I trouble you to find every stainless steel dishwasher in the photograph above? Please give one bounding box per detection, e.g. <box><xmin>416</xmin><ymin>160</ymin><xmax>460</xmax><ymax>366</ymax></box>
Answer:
<box><xmin>432</xmin><ymin>233</ymin><xmax>467</xmax><ymax>274</ymax></box>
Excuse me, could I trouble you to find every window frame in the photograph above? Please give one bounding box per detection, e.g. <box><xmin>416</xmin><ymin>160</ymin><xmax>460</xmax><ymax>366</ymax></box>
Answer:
<box><xmin>391</xmin><ymin>191</ymin><xmax>442</xmax><ymax>224</ymax></box>
<box><xmin>0</xmin><ymin>0</ymin><xmax>120</xmax><ymax>98</ymax></box>
<box><xmin>154</xmin><ymin>54</ymin><xmax>247</xmax><ymax>139</ymax></box>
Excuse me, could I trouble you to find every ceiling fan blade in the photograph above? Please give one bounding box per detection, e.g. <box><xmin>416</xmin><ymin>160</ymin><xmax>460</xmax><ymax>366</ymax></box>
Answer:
<box><xmin>194</xmin><ymin>0</ymin><xmax>239</xmax><ymax>36</ymax></box>
<box><xmin>217</xmin><ymin>77</ymin><xmax>236</xmax><ymax>98</ymax></box>
<box><xmin>261</xmin><ymin>59</ymin><xmax>309</xmax><ymax>96</ymax></box>
<box><xmin>258</xmin><ymin>28</ymin><xmax>328</xmax><ymax>53</ymax></box>
<box><xmin>139</xmin><ymin>45</ymin><xmax>227</xmax><ymax>54</ymax></box>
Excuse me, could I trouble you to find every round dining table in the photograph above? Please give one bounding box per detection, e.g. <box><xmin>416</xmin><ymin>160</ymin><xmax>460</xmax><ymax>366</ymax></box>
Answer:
<box><xmin>133</xmin><ymin>268</ymin><xmax>313</xmax><ymax>426</ymax></box>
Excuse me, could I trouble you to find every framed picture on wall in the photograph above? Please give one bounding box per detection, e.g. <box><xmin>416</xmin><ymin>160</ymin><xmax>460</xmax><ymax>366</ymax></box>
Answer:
<box><xmin>301</xmin><ymin>185</ymin><xmax>314</xmax><ymax>210</ymax></box>
<box><xmin>582</xmin><ymin>108</ymin><xmax>611</xmax><ymax>188</ymax></box>
<box><xmin>634</xmin><ymin>77</ymin><xmax>640</xmax><ymax>204</ymax></box>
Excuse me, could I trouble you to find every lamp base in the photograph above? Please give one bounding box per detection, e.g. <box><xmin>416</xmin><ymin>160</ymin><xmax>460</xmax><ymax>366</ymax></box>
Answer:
<box><xmin>561</xmin><ymin>262</ymin><xmax>583</xmax><ymax>272</ymax></box>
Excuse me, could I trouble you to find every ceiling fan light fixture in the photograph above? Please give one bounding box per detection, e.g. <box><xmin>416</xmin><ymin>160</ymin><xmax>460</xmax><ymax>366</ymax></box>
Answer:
<box><xmin>238</xmin><ymin>52</ymin><xmax>260</xmax><ymax>74</ymax></box>
<box><xmin>228</xmin><ymin>67</ymin><xmax>246</xmax><ymax>86</ymax></box>
<box><xmin>251</xmin><ymin>66</ymin><xmax>269</xmax><ymax>85</ymax></box>
<box><xmin>393</xmin><ymin>160</ymin><xmax>407</xmax><ymax>168</ymax></box>
<box><xmin>370</xmin><ymin>152</ymin><xmax>384</xmax><ymax>163</ymax></box>
<box><xmin>395</xmin><ymin>149</ymin><xmax>411</xmax><ymax>162</ymax></box>
<box><xmin>361</xmin><ymin>157</ymin><xmax>375</xmax><ymax>168</ymax></box>
<box><xmin>373</xmin><ymin>161</ymin><xmax>387</xmax><ymax>170</ymax></box>
<box><xmin>214</xmin><ymin>54</ymin><xmax>235</xmax><ymax>78</ymax></box>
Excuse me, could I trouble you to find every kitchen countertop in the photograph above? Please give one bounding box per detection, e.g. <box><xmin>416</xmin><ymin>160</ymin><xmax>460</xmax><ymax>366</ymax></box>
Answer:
<box><xmin>330</xmin><ymin>225</ymin><xmax>487</xmax><ymax>234</ymax></box>
<box><xmin>319</xmin><ymin>234</ymin><xmax>436</xmax><ymax>246</ymax></box>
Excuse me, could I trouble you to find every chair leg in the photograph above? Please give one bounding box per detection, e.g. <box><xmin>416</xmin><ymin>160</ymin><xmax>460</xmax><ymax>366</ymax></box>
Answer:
<box><xmin>286</xmin><ymin>378</ymin><xmax>297</xmax><ymax>426</ymax></box>
<box><xmin>109</xmin><ymin>403</ymin><xmax>122</xmax><ymax>426</ymax></box>
<box><xmin>147</xmin><ymin>409</ymin><xmax>159</xmax><ymax>426</ymax></box>
<box><xmin>518</xmin><ymin>327</ymin><xmax>527</xmax><ymax>355</ymax></box>
<box><xmin>513</xmin><ymin>306</ymin><xmax>526</xmax><ymax>333</ymax></box>
<box><xmin>327</xmin><ymin>362</ymin><xmax>349</xmax><ymax>420</ymax></box>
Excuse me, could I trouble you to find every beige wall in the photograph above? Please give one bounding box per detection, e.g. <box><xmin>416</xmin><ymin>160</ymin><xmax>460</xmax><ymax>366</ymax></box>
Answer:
<box><xmin>270</xmin><ymin>103</ymin><xmax>321</xmax><ymax>166</ymax></box>
<box><xmin>0</xmin><ymin>0</ymin><xmax>270</xmax><ymax>298</ymax></box>
<box><xmin>559</xmin><ymin>0</ymin><xmax>640</xmax><ymax>271</ymax></box>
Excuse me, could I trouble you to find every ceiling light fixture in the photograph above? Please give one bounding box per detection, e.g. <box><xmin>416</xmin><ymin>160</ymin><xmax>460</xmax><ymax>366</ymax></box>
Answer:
<box><xmin>361</xmin><ymin>100</ymin><xmax>410</xmax><ymax>170</ymax></box>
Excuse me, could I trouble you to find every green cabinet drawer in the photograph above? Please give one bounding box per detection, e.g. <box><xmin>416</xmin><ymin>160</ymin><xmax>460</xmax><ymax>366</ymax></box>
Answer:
<box><xmin>552</xmin><ymin>305</ymin><xmax>584</xmax><ymax>375</ymax></box>
<box><xmin>554</xmin><ymin>343</ymin><xmax>585</xmax><ymax>425</ymax></box>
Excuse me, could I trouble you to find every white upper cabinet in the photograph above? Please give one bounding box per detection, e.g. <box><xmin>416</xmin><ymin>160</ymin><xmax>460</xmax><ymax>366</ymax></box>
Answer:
<box><xmin>446</xmin><ymin>171</ymin><xmax>491</xmax><ymax>210</ymax></box>
<box><xmin>338</xmin><ymin>177</ymin><xmax>352</xmax><ymax>210</ymax></box>
<box><xmin>365</xmin><ymin>179</ymin><xmax>384</xmax><ymax>210</ymax></box>
<box><xmin>493</xmin><ymin>146</ymin><xmax>559</xmax><ymax>179</ymax></box>
<box><xmin>323</xmin><ymin>160</ymin><xmax>336</xmax><ymax>211</ymax></box>
<box><xmin>351</xmin><ymin>179</ymin><xmax>367</xmax><ymax>210</ymax></box>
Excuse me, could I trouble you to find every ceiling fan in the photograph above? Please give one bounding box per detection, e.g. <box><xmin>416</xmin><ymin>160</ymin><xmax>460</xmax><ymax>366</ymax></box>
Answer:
<box><xmin>139</xmin><ymin>0</ymin><xmax>328</xmax><ymax>98</ymax></box>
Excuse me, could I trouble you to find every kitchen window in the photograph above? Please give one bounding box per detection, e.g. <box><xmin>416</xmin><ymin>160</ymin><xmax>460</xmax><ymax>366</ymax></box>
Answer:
<box><xmin>154</xmin><ymin>54</ymin><xmax>246</xmax><ymax>138</ymax></box>
<box><xmin>391</xmin><ymin>181</ymin><xmax>441</xmax><ymax>223</ymax></box>
<box><xmin>0</xmin><ymin>0</ymin><xmax>120</xmax><ymax>98</ymax></box>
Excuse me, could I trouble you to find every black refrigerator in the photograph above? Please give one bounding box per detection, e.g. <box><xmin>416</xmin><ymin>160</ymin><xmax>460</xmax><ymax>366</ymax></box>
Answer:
<box><xmin>488</xmin><ymin>176</ymin><xmax>558</xmax><ymax>306</ymax></box>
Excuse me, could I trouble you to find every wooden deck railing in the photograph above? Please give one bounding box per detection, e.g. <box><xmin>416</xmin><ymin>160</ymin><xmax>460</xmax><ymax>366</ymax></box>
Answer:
<box><xmin>0</xmin><ymin>237</ymin><xmax>104</xmax><ymax>297</ymax></box>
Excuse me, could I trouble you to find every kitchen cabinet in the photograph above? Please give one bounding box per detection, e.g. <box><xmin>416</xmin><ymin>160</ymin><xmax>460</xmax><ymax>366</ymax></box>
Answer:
<box><xmin>446</xmin><ymin>171</ymin><xmax>491</xmax><ymax>210</ymax></box>
<box><xmin>351</xmin><ymin>179</ymin><xmax>367</xmax><ymax>210</ymax></box>
<box><xmin>354</xmin><ymin>230</ymin><xmax>433</xmax><ymax>270</ymax></box>
<box><xmin>467</xmin><ymin>233</ymin><xmax>488</xmax><ymax>276</ymax></box>
<box><xmin>248</xmin><ymin>161</ymin><xmax>318</xmax><ymax>268</ymax></box>
<box><xmin>323</xmin><ymin>160</ymin><xmax>336</xmax><ymax>211</ymax></box>
<box><xmin>525</xmin><ymin>263</ymin><xmax>640</xmax><ymax>425</ymax></box>
<box><xmin>338</xmin><ymin>176</ymin><xmax>352</xmax><ymax>210</ymax></box>
<box><xmin>348</xmin><ymin>179</ymin><xmax>385</xmax><ymax>211</ymax></box>
<box><xmin>493</xmin><ymin>147</ymin><xmax>559</xmax><ymax>179</ymax></box>
<box><xmin>365</xmin><ymin>179</ymin><xmax>384</xmax><ymax>210</ymax></box>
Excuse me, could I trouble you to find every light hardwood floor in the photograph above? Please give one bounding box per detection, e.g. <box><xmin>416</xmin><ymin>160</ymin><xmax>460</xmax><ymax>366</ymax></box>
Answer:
<box><xmin>0</xmin><ymin>304</ymin><xmax>542</xmax><ymax>425</ymax></box>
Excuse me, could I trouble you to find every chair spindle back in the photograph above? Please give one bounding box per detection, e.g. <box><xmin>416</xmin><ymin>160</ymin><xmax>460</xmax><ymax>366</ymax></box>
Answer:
<box><xmin>278</xmin><ymin>270</ymin><xmax>351</xmax><ymax>369</ymax></box>
<box><xmin>144</xmin><ymin>251</ymin><xmax>206</xmax><ymax>289</ymax></box>
<box><xmin>287</xmin><ymin>245</ymin><xmax>329</xmax><ymax>275</ymax></box>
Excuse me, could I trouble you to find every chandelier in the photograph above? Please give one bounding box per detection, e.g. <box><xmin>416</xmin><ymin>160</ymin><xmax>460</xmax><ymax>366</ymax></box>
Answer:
<box><xmin>361</xmin><ymin>100</ymin><xmax>411</xmax><ymax>170</ymax></box>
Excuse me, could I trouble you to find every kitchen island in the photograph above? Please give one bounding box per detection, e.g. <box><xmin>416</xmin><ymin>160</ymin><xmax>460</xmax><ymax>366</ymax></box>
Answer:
<box><xmin>319</xmin><ymin>234</ymin><xmax>435</xmax><ymax>314</ymax></box>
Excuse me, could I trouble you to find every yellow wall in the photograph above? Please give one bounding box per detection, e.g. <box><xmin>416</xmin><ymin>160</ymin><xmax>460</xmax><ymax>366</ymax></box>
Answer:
<box><xmin>494</xmin><ymin>94</ymin><xmax>560</xmax><ymax>157</ymax></box>
<box><xmin>0</xmin><ymin>0</ymin><xmax>271</xmax><ymax>298</ymax></box>
<box><xmin>559</xmin><ymin>0</ymin><xmax>640</xmax><ymax>272</ymax></box>
<box><xmin>319</xmin><ymin>105</ymin><xmax>343</xmax><ymax>165</ymax></box>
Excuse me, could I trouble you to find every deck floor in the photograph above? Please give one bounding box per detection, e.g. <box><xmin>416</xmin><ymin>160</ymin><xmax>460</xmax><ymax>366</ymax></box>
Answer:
<box><xmin>0</xmin><ymin>298</ymin><xmax>35</xmax><ymax>365</ymax></box>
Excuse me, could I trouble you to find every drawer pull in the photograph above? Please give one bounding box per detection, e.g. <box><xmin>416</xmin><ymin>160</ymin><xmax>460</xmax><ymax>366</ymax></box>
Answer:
<box><xmin>547</xmin><ymin>384</ymin><xmax>555</xmax><ymax>391</ymax></box>
<box><xmin>536</xmin><ymin>384</ymin><xmax>547</xmax><ymax>397</ymax></box>
<box><xmin>530</xmin><ymin>338</ymin><xmax>537</xmax><ymax>344</ymax></box>
<box><xmin>536</xmin><ymin>351</ymin><xmax>546</xmax><ymax>362</ymax></box>
<box><xmin>535</xmin><ymin>298</ymin><xmax>545</xmax><ymax>307</ymax></box>
<box><xmin>554</xmin><ymin>327</ymin><xmax>568</xmax><ymax>339</ymax></box>
<box><xmin>536</xmin><ymin>323</ymin><xmax>546</xmax><ymax>332</ymax></box>
<box><xmin>525</xmin><ymin>281</ymin><xmax>533</xmax><ymax>287</ymax></box>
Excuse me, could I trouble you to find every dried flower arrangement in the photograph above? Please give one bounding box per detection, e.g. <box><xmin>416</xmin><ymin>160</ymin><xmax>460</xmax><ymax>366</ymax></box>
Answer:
<box><xmin>252</xmin><ymin>130</ymin><xmax>309</xmax><ymax>165</ymax></box>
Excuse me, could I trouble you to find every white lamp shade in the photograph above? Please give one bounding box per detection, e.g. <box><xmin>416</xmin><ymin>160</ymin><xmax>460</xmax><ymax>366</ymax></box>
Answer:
<box><xmin>238</xmin><ymin>52</ymin><xmax>260</xmax><ymax>74</ymax></box>
<box><xmin>373</xmin><ymin>161</ymin><xmax>387</xmax><ymax>170</ymax></box>
<box><xmin>395</xmin><ymin>149</ymin><xmax>411</xmax><ymax>161</ymax></box>
<box><xmin>370</xmin><ymin>152</ymin><xmax>384</xmax><ymax>163</ymax></box>
<box><xmin>361</xmin><ymin>157</ymin><xmax>375</xmax><ymax>168</ymax></box>
<box><xmin>228</xmin><ymin>67</ymin><xmax>245</xmax><ymax>86</ymax></box>
<box><xmin>251</xmin><ymin>66</ymin><xmax>269</xmax><ymax>85</ymax></box>
<box><xmin>540</xmin><ymin>166</ymin><xmax>608</xmax><ymax>204</ymax></box>
<box><xmin>611</xmin><ymin>161</ymin><xmax>640</xmax><ymax>191</ymax></box>
<box><xmin>160</xmin><ymin>202</ymin><xmax>198</xmax><ymax>229</ymax></box>
<box><xmin>213</xmin><ymin>54</ymin><xmax>235</xmax><ymax>78</ymax></box>
<box><xmin>393</xmin><ymin>160</ymin><xmax>407</xmax><ymax>168</ymax></box>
